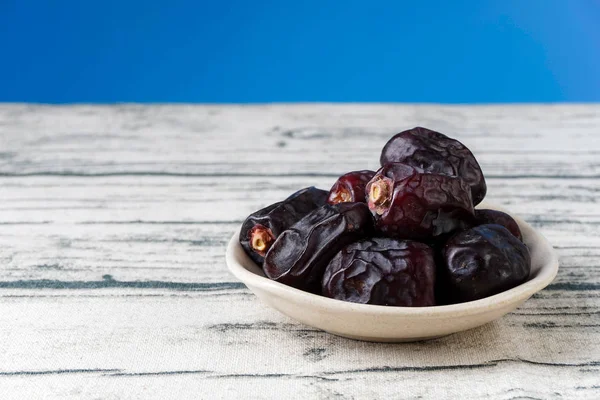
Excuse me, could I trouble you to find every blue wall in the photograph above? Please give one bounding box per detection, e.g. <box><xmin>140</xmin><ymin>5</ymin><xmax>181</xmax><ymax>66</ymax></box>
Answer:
<box><xmin>1</xmin><ymin>0</ymin><xmax>598</xmax><ymax>103</ymax></box>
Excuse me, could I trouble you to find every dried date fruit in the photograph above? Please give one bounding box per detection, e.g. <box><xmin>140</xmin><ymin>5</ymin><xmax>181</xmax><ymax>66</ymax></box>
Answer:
<box><xmin>322</xmin><ymin>238</ymin><xmax>435</xmax><ymax>307</ymax></box>
<box><xmin>327</xmin><ymin>170</ymin><xmax>375</xmax><ymax>204</ymax></box>
<box><xmin>441</xmin><ymin>224</ymin><xmax>531</xmax><ymax>303</ymax></box>
<box><xmin>475</xmin><ymin>209</ymin><xmax>522</xmax><ymax>241</ymax></box>
<box><xmin>366</xmin><ymin>163</ymin><xmax>475</xmax><ymax>240</ymax></box>
<box><xmin>380</xmin><ymin>127</ymin><xmax>487</xmax><ymax>205</ymax></box>
<box><xmin>263</xmin><ymin>202</ymin><xmax>373</xmax><ymax>292</ymax></box>
<box><xmin>239</xmin><ymin>187</ymin><xmax>328</xmax><ymax>264</ymax></box>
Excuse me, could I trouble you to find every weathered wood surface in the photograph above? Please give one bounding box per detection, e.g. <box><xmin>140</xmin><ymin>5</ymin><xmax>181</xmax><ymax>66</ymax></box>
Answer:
<box><xmin>0</xmin><ymin>104</ymin><xmax>598</xmax><ymax>399</ymax></box>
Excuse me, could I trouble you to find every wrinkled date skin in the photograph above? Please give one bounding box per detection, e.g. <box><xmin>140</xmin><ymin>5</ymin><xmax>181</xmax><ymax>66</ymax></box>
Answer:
<box><xmin>322</xmin><ymin>238</ymin><xmax>436</xmax><ymax>306</ymax></box>
<box><xmin>475</xmin><ymin>209</ymin><xmax>523</xmax><ymax>241</ymax></box>
<box><xmin>263</xmin><ymin>202</ymin><xmax>373</xmax><ymax>293</ymax></box>
<box><xmin>239</xmin><ymin>187</ymin><xmax>328</xmax><ymax>264</ymax></box>
<box><xmin>442</xmin><ymin>224</ymin><xmax>531</xmax><ymax>303</ymax></box>
<box><xmin>380</xmin><ymin>127</ymin><xmax>487</xmax><ymax>205</ymax></box>
<box><xmin>366</xmin><ymin>163</ymin><xmax>475</xmax><ymax>240</ymax></box>
<box><xmin>327</xmin><ymin>170</ymin><xmax>375</xmax><ymax>204</ymax></box>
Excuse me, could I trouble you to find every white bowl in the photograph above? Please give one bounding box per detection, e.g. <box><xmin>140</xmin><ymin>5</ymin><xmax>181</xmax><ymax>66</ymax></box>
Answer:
<box><xmin>226</xmin><ymin>202</ymin><xmax>558</xmax><ymax>342</ymax></box>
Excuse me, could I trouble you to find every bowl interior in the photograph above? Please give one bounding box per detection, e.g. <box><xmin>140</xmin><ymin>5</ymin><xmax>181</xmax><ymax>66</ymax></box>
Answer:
<box><xmin>227</xmin><ymin>201</ymin><xmax>558</xmax><ymax>316</ymax></box>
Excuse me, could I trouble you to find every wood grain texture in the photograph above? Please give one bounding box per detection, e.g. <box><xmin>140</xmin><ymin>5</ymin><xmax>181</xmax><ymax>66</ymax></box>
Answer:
<box><xmin>0</xmin><ymin>104</ymin><xmax>598</xmax><ymax>399</ymax></box>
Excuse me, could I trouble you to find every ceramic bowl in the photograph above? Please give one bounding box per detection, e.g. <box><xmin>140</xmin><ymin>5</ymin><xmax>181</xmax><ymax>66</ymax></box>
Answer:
<box><xmin>226</xmin><ymin>202</ymin><xmax>558</xmax><ymax>342</ymax></box>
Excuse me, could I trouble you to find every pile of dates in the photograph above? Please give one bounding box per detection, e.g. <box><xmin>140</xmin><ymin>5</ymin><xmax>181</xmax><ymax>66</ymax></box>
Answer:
<box><xmin>239</xmin><ymin>127</ymin><xmax>531</xmax><ymax>306</ymax></box>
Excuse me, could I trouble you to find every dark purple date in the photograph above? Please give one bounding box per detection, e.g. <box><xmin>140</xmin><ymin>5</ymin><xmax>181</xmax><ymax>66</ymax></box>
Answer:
<box><xmin>322</xmin><ymin>238</ymin><xmax>436</xmax><ymax>307</ymax></box>
<box><xmin>239</xmin><ymin>187</ymin><xmax>328</xmax><ymax>264</ymax></box>
<box><xmin>441</xmin><ymin>224</ymin><xmax>531</xmax><ymax>302</ymax></box>
<box><xmin>475</xmin><ymin>209</ymin><xmax>522</xmax><ymax>241</ymax></box>
<box><xmin>366</xmin><ymin>163</ymin><xmax>475</xmax><ymax>240</ymax></box>
<box><xmin>263</xmin><ymin>202</ymin><xmax>373</xmax><ymax>293</ymax></box>
<box><xmin>380</xmin><ymin>127</ymin><xmax>487</xmax><ymax>205</ymax></box>
<box><xmin>327</xmin><ymin>170</ymin><xmax>375</xmax><ymax>204</ymax></box>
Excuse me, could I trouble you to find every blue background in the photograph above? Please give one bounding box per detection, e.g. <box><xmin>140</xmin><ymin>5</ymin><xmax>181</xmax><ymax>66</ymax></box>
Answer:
<box><xmin>1</xmin><ymin>0</ymin><xmax>598</xmax><ymax>103</ymax></box>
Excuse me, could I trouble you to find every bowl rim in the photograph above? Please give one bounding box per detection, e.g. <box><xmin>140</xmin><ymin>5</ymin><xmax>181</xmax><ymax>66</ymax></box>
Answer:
<box><xmin>226</xmin><ymin>202</ymin><xmax>559</xmax><ymax>318</ymax></box>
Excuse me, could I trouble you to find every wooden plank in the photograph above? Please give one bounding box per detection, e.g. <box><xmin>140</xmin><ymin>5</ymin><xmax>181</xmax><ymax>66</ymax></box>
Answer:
<box><xmin>0</xmin><ymin>104</ymin><xmax>599</xmax><ymax>177</ymax></box>
<box><xmin>0</xmin><ymin>290</ymin><xmax>598</xmax><ymax>399</ymax></box>
<box><xmin>0</xmin><ymin>175</ymin><xmax>596</xmax><ymax>286</ymax></box>
<box><xmin>0</xmin><ymin>219</ymin><xmax>599</xmax><ymax>286</ymax></box>
<box><xmin>2</xmin><ymin>363</ymin><xmax>598</xmax><ymax>400</ymax></box>
<box><xmin>0</xmin><ymin>176</ymin><xmax>599</xmax><ymax>224</ymax></box>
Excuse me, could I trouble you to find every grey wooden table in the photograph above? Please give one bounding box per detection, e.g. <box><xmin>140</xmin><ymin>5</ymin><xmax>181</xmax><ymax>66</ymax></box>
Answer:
<box><xmin>0</xmin><ymin>104</ymin><xmax>598</xmax><ymax>399</ymax></box>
